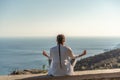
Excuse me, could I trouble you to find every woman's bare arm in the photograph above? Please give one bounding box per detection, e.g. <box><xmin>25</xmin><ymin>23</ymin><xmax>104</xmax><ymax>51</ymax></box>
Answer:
<box><xmin>42</xmin><ymin>50</ymin><xmax>50</xmax><ymax>59</ymax></box>
<box><xmin>75</xmin><ymin>50</ymin><xmax>87</xmax><ymax>59</ymax></box>
<box><xmin>43</xmin><ymin>50</ymin><xmax>86</xmax><ymax>59</ymax></box>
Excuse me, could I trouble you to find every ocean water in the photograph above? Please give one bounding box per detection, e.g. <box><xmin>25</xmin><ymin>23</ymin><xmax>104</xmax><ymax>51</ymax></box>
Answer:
<box><xmin>0</xmin><ymin>37</ymin><xmax>120</xmax><ymax>75</ymax></box>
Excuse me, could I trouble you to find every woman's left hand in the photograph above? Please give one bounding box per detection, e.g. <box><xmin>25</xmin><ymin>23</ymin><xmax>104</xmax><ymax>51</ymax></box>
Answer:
<box><xmin>42</xmin><ymin>50</ymin><xmax>48</xmax><ymax>57</ymax></box>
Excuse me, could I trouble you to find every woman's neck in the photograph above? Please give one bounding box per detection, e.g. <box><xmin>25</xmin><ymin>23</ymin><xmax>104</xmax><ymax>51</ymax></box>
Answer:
<box><xmin>57</xmin><ymin>43</ymin><xmax>64</xmax><ymax>45</ymax></box>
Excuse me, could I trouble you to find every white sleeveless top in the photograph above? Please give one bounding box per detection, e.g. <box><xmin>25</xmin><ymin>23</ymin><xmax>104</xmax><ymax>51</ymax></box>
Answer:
<box><xmin>48</xmin><ymin>44</ymin><xmax>75</xmax><ymax>76</ymax></box>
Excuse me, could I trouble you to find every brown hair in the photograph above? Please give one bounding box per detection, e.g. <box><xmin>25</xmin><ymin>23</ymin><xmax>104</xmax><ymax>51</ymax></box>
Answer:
<box><xmin>57</xmin><ymin>34</ymin><xmax>65</xmax><ymax>44</ymax></box>
<box><xmin>57</xmin><ymin>34</ymin><xmax>65</xmax><ymax>68</ymax></box>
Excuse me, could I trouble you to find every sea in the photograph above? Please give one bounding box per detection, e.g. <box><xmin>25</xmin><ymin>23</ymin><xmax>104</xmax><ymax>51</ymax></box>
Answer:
<box><xmin>0</xmin><ymin>37</ymin><xmax>120</xmax><ymax>75</ymax></box>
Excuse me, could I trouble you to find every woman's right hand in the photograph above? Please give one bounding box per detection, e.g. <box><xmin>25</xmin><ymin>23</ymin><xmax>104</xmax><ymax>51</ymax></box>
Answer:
<box><xmin>77</xmin><ymin>50</ymin><xmax>87</xmax><ymax>58</ymax></box>
<box><xmin>80</xmin><ymin>50</ymin><xmax>86</xmax><ymax>57</ymax></box>
<box><xmin>82</xmin><ymin>50</ymin><xmax>87</xmax><ymax>56</ymax></box>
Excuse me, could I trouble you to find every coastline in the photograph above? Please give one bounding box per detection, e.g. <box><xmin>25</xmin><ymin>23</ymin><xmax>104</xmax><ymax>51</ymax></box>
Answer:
<box><xmin>1</xmin><ymin>48</ymin><xmax>120</xmax><ymax>80</ymax></box>
<box><xmin>75</xmin><ymin>48</ymin><xmax>120</xmax><ymax>71</ymax></box>
<box><xmin>0</xmin><ymin>37</ymin><xmax>120</xmax><ymax>75</ymax></box>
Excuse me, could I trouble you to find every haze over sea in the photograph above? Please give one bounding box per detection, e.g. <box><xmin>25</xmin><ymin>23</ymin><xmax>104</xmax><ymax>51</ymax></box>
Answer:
<box><xmin>0</xmin><ymin>37</ymin><xmax>120</xmax><ymax>75</ymax></box>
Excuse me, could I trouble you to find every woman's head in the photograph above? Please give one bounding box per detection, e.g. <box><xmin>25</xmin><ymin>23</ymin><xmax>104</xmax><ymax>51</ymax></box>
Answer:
<box><xmin>57</xmin><ymin>34</ymin><xmax>65</xmax><ymax>44</ymax></box>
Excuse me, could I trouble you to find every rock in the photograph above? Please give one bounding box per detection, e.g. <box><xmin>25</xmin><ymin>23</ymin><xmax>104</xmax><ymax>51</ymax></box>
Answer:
<box><xmin>10</xmin><ymin>69</ymin><xmax>47</xmax><ymax>75</ymax></box>
<box><xmin>74</xmin><ymin>49</ymin><xmax>120</xmax><ymax>71</ymax></box>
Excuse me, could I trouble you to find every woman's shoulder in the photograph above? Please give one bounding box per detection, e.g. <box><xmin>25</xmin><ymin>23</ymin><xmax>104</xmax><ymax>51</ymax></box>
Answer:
<box><xmin>50</xmin><ymin>46</ymin><xmax>58</xmax><ymax>50</ymax></box>
<box><xmin>64</xmin><ymin>45</ymin><xmax>72</xmax><ymax>50</ymax></box>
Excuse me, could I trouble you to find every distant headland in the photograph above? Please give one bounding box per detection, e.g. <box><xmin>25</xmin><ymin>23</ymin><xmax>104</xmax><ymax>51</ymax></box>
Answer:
<box><xmin>75</xmin><ymin>48</ymin><xmax>120</xmax><ymax>71</ymax></box>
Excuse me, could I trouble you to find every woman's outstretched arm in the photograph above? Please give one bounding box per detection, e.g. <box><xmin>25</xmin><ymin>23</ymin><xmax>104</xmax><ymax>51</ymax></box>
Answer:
<box><xmin>42</xmin><ymin>50</ymin><xmax>50</xmax><ymax>59</ymax></box>
<box><xmin>75</xmin><ymin>50</ymin><xmax>87</xmax><ymax>59</ymax></box>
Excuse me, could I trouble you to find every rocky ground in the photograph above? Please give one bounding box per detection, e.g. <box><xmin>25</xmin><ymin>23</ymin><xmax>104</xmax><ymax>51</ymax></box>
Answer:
<box><xmin>74</xmin><ymin>48</ymin><xmax>120</xmax><ymax>71</ymax></box>
<box><xmin>10</xmin><ymin>69</ymin><xmax>47</xmax><ymax>75</ymax></box>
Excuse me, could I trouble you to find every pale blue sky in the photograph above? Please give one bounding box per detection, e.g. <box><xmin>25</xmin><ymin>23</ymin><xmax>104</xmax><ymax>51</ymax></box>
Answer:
<box><xmin>0</xmin><ymin>0</ymin><xmax>120</xmax><ymax>37</ymax></box>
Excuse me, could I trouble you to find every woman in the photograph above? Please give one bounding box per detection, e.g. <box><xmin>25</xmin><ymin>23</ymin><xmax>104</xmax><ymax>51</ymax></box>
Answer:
<box><xmin>43</xmin><ymin>34</ymin><xmax>86</xmax><ymax>76</ymax></box>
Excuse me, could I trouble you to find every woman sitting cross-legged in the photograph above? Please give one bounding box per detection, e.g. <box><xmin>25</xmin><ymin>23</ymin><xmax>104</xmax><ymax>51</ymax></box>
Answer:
<box><xmin>42</xmin><ymin>34</ymin><xmax>86</xmax><ymax>76</ymax></box>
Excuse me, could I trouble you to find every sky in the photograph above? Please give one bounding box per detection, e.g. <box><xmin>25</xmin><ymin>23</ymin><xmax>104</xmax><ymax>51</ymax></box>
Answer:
<box><xmin>0</xmin><ymin>0</ymin><xmax>120</xmax><ymax>37</ymax></box>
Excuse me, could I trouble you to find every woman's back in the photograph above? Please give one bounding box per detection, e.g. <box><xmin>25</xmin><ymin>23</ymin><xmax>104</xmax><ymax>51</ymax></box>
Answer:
<box><xmin>50</xmin><ymin>45</ymin><xmax>70</xmax><ymax>63</ymax></box>
<box><xmin>48</xmin><ymin>44</ymin><xmax>74</xmax><ymax>76</ymax></box>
